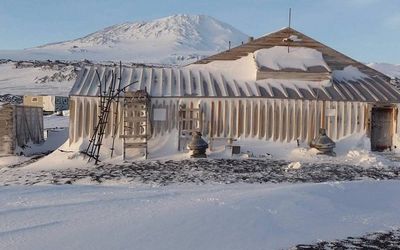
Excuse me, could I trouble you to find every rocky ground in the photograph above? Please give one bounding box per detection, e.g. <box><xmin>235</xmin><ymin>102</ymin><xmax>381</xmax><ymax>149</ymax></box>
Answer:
<box><xmin>0</xmin><ymin>94</ymin><xmax>23</xmax><ymax>104</ymax></box>
<box><xmin>292</xmin><ymin>229</ymin><xmax>400</xmax><ymax>249</ymax></box>
<box><xmin>1</xmin><ymin>158</ymin><xmax>400</xmax><ymax>186</ymax></box>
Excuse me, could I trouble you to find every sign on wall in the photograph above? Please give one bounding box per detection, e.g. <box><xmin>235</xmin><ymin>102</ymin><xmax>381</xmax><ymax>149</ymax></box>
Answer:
<box><xmin>326</xmin><ymin>108</ymin><xmax>336</xmax><ymax>117</ymax></box>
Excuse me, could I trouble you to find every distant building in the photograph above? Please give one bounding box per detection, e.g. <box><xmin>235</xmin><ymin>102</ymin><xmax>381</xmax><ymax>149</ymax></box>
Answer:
<box><xmin>67</xmin><ymin>27</ymin><xmax>400</xmax><ymax>160</ymax></box>
<box><xmin>0</xmin><ymin>104</ymin><xmax>44</xmax><ymax>155</ymax></box>
<box><xmin>23</xmin><ymin>95</ymin><xmax>69</xmax><ymax>113</ymax></box>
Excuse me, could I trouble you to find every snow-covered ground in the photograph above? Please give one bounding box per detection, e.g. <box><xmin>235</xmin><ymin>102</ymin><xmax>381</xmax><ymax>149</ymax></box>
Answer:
<box><xmin>43</xmin><ymin>114</ymin><xmax>69</xmax><ymax>129</ymax></box>
<box><xmin>0</xmin><ymin>62</ymin><xmax>74</xmax><ymax>96</ymax></box>
<box><xmin>1</xmin><ymin>181</ymin><xmax>400</xmax><ymax>250</ymax></box>
<box><xmin>1</xmin><ymin>118</ymin><xmax>400</xmax><ymax>250</ymax></box>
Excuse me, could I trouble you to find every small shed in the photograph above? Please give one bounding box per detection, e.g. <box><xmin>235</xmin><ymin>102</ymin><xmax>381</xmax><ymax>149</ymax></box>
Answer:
<box><xmin>0</xmin><ymin>104</ymin><xmax>44</xmax><ymax>155</ymax></box>
<box><xmin>23</xmin><ymin>95</ymin><xmax>69</xmax><ymax>113</ymax></box>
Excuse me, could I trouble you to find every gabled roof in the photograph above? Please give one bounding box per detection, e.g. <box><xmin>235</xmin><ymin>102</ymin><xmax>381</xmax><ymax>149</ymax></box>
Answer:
<box><xmin>70</xmin><ymin>65</ymin><xmax>400</xmax><ymax>103</ymax></box>
<box><xmin>193</xmin><ymin>27</ymin><xmax>389</xmax><ymax>80</ymax></box>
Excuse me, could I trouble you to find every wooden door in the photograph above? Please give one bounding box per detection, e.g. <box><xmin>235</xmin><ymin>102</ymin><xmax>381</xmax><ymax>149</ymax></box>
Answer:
<box><xmin>371</xmin><ymin>107</ymin><xmax>394</xmax><ymax>151</ymax></box>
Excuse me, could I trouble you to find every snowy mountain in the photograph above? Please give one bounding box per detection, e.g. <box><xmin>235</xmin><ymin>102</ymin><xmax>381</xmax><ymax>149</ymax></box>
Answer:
<box><xmin>0</xmin><ymin>14</ymin><xmax>249</xmax><ymax>65</ymax></box>
<box><xmin>368</xmin><ymin>63</ymin><xmax>400</xmax><ymax>79</ymax></box>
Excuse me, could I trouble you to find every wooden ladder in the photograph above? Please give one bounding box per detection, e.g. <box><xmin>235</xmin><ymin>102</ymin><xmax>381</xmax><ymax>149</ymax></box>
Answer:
<box><xmin>85</xmin><ymin>70</ymin><xmax>116</xmax><ymax>165</ymax></box>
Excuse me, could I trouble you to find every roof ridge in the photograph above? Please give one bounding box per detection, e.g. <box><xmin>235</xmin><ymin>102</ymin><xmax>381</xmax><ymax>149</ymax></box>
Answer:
<box><xmin>191</xmin><ymin>27</ymin><xmax>389</xmax><ymax>80</ymax></box>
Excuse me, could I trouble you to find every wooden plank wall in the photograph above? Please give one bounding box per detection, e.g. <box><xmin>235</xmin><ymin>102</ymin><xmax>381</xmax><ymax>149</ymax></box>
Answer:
<box><xmin>0</xmin><ymin>105</ymin><xmax>15</xmax><ymax>155</ymax></box>
<box><xmin>0</xmin><ymin>105</ymin><xmax>43</xmax><ymax>155</ymax></box>
<box><xmin>70</xmin><ymin>97</ymin><xmax>369</xmax><ymax>150</ymax></box>
<box><xmin>14</xmin><ymin>105</ymin><xmax>44</xmax><ymax>148</ymax></box>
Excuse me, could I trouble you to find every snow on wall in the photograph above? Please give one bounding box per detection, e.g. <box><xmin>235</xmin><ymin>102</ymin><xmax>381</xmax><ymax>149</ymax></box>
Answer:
<box><xmin>254</xmin><ymin>46</ymin><xmax>330</xmax><ymax>71</ymax></box>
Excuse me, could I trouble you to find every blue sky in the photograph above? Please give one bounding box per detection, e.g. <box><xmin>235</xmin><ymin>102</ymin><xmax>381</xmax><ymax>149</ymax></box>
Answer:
<box><xmin>0</xmin><ymin>0</ymin><xmax>399</xmax><ymax>63</ymax></box>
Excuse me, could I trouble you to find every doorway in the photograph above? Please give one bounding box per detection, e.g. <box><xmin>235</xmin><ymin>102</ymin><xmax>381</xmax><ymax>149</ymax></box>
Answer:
<box><xmin>371</xmin><ymin>107</ymin><xmax>395</xmax><ymax>151</ymax></box>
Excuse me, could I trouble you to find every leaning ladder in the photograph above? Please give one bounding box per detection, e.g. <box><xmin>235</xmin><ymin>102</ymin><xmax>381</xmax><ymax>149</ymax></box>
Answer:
<box><xmin>85</xmin><ymin>70</ymin><xmax>116</xmax><ymax>164</ymax></box>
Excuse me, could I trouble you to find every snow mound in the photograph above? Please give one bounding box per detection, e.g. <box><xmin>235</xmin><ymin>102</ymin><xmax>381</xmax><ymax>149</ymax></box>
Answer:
<box><xmin>254</xmin><ymin>46</ymin><xmax>330</xmax><ymax>71</ymax></box>
<box><xmin>332</xmin><ymin>65</ymin><xmax>368</xmax><ymax>81</ymax></box>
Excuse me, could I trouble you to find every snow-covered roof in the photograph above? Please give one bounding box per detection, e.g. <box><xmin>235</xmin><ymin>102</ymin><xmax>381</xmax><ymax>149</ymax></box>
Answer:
<box><xmin>70</xmin><ymin>65</ymin><xmax>400</xmax><ymax>103</ymax></box>
<box><xmin>332</xmin><ymin>66</ymin><xmax>368</xmax><ymax>82</ymax></box>
<box><xmin>193</xmin><ymin>27</ymin><xmax>389</xmax><ymax>82</ymax></box>
<box><xmin>254</xmin><ymin>46</ymin><xmax>330</xmax><ymax>72</ymax></box>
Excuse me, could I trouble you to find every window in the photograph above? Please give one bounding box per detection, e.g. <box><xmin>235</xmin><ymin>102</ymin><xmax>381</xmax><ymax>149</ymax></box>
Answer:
<box><xmin>31</xmin><ymin>97</ymin><xmax>38</xmax><ymax>102</ymax></box>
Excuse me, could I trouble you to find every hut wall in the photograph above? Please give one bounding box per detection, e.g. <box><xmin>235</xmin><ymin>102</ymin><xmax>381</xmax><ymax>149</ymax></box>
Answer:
<box><xmin>14</xmin><ymin>105</ymin><xmax>44</xmax><ymax>147</ymax></box>
<box><xmin>0</xmin><ymin>105</ymin><xmax>44</xmax><ymax>155</ymax></box>
<box><xmin>70</xmin><ymin>96</ymin><xmax>368</xmax><ymax>148</ymax></box>
<box><xmin>0</xmin><ymin>105</ymin><xmax>15</xmax><ymax>155</ymax></box>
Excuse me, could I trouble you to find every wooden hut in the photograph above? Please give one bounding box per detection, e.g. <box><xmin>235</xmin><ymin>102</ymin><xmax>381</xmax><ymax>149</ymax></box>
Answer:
<box><xmin>68</xmin><ymin>27</ymin><xmax>400</xmax><ymax>159</ymax></box>
<box><xmin>0</xmin><ymin>104</ymin><xmax>44</xmax><ymax>155</ymax></box>
<box><xmin>23</xmin><ymin>95</ymin><xmax>69</xmax><ymax>114</ymax></box>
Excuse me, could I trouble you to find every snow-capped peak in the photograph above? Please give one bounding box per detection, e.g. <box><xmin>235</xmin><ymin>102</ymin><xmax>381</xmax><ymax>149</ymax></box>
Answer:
<box><xmin>20</xmin><ymin>14</ymin><xmax>249</xmax><ymax>64</ymax></box>
<box><xmin>69</xmin><ymin>14</ymin><xmax>246</xmax><ymax>50</ymax></box>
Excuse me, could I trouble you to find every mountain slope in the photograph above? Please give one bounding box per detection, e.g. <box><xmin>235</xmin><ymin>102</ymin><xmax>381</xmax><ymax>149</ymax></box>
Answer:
<box><xmin>368</xmin><ymin>63</ymin><xmax>400</xmax><ymax>79</ymax></box>
<box><xmin>0</xmin><ymin>14</ymin><xmax>249</xmax><ymax>65</ymax></box>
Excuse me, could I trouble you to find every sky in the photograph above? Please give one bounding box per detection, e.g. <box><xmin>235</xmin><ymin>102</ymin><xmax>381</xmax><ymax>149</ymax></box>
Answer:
<box><xmin>0</xmin><ymin>0</ymin><xmax>399</xmax><ymax>63</ymax></box>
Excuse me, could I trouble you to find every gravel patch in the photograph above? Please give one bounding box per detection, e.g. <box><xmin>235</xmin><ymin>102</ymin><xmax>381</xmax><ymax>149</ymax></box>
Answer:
<box><xmin>292</xmin><ymin>229</ymin><xmax>400</xmax><ymax>249</ymax></box>
<box><xmin>1</xmin><ymin>159</ymin><xmax>400</xmax><ymax>186</ymax></box>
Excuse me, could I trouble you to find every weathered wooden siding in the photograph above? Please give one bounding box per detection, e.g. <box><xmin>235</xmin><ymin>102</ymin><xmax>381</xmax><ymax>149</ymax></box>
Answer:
<box><xmin>0</xmin><ymin>104</ymin><xmax>44</xmax><ymax>155</ymax></box>
<box><xmin>14</xmin><ymin>105</ymin><xmax>44</xmax><ymax>147</ymax></box>
<box><xmin>69</xmin><ymin>96</ymin><xmax>369</xmax><ymax>149</ymax></box>
<box><xmin>0</xmin><ymin>105</ymin><xmax>15</xmax><ymax>155</ymax></box>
